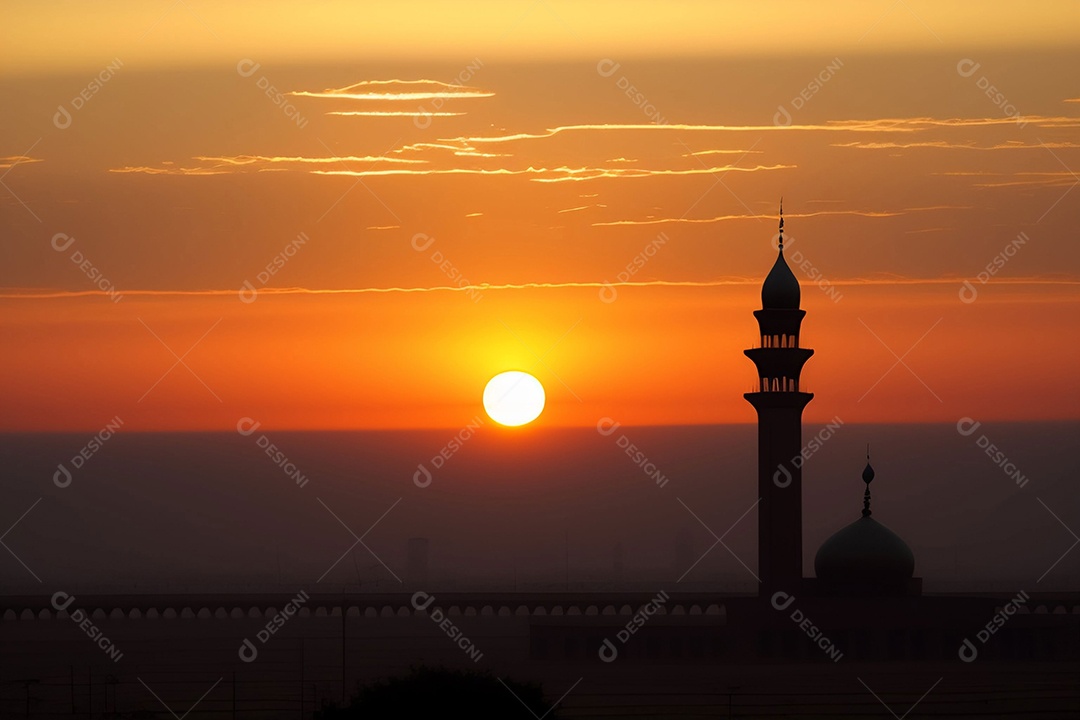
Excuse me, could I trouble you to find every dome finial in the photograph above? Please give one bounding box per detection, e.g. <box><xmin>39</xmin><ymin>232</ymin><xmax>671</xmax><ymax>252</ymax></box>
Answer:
<box><xmin>862</xmin><ymin>445</ymin><xmax>875</xmax><ymax>517</ymax></box>
<box><xmin>778</xmin><ymin>198</ymin><xmax>784</xmax><ymax>249</ymax></box>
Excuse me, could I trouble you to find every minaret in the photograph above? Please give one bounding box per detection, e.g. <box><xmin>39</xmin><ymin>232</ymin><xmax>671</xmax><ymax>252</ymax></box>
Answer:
<box><xmin>744</xmin><ymin>202</ymin><xmax>813</xmax><ymax>593</ymax></box>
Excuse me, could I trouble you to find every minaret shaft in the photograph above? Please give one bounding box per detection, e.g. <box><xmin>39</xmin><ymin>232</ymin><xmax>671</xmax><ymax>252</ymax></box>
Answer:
<box><xmin>745</xmin><ymin>203</ymin><xmax>812</xmax><ymax>594</ymax></box>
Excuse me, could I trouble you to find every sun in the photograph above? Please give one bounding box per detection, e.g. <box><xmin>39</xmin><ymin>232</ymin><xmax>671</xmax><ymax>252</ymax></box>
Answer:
<box><xmin>483</xmin><ymin>371</ymin><xmax>545</xmax><ymax>427</ymax></box>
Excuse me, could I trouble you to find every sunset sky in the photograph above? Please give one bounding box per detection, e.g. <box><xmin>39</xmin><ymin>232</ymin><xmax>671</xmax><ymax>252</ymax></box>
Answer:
<box><xmin>3</xmin><ymin>1</ymin><xmax>1079</xmax><ymax>431</ymax></box>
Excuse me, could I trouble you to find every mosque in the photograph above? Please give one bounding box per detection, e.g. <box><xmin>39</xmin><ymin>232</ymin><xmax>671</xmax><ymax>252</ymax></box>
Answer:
<box><xmin>529</xmin><ymin>207</ymin><xmax>1078</xmax><ymax>667</ymax></box>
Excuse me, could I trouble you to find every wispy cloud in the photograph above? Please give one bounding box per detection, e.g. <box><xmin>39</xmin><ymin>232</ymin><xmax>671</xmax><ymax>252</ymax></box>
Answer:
<box><xmin>592</xmin><ymin>206</ymin><xmax>965</xmax><ymax>227</ymax></box>
<box><xmin>6</xmin><ymin>276</ymin><xmax>1078</xmax><ymax>302</ymax></box>
<box><xmin>111</xmin><ymin>154</ymin><xmax>793</xmax><ymax>183</ymax></box>
<box><xmin>835</xmin><ymin>140</ymin><xmax>1080</xmax><ymax>150</ymax></box>
<box><xmin>0</xmin><ymin>155</ymin><xmax>43</xmax><ymax>170</ymax></box>
<box><xmin>327</xmin><ymin>111</ymin><xmax>465</xmax><ymax>117</ymax></box>
<box><xmin>287</xmin><ymin>79</ymin><xmax>493</xmax><ymax>102</ymax></box>
<box><xmin>436</xmin><ymin>116</ymin><xmax>1080</xmax><ymax>145</ymax></box>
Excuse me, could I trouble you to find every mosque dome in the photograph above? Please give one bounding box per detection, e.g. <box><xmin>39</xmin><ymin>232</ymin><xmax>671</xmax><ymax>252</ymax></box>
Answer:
<box><xmin>813</xmin><ymin>458</ymin><xmax>915</xmax><ymax>595</ymax></box>
<box><xmin>761</xmin><ymin>202</ymin><xmax>800</xmax><ymax>309</ymax></box>
<box><xmin>761</xmin><ymin>249</ymin><xmax>801</xmax><ymax>309</ymax></box>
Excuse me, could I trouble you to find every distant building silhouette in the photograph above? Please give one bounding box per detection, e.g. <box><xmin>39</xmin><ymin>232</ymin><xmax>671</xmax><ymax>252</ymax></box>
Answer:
<box><xmin>406</xmin><ymin>537</ymin><xmax>429</xmax><ymax>586</ymax></box>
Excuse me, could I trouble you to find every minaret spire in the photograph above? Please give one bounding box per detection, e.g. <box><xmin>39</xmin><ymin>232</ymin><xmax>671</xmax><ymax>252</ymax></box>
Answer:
<box><xmin>778</xmin><ymin>198</ymin><xmax>784</xmax><ymax>249</ymax></box>
<box><xmin>862</xmin><ymin>445</ymin><xmax>875</xmax><ymax>517</ymax></box>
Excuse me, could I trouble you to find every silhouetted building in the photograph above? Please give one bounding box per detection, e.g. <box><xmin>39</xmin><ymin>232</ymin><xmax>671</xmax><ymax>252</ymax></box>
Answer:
<box><xmin>407</xmin><ymin>537</ymin><xmax>429</xmax><ymax>586</ymax></box>
<box><xmin>744</xmin><ymin>203</ymin><xmax>814</xmax><ymax>592</ymax></box>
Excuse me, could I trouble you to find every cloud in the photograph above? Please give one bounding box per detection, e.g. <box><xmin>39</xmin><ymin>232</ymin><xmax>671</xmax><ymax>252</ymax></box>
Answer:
<box><xmin>0</xmin><ymin>155</ymin><xmax>43</xmax><ymax>170</ymax></box>
<box><xmin>287</xmin><ymin>79</ymin><xmax>494</xmax><ymax>102</ymax></box>
<box><xmin>435</xmin><ymin>116</ymin><xmax>1080</xmax><ymax>145</ymax></box>
<box><xmin>591</xmin><ymin>206</ymin><xmax>966</xmax><ymax>227</ymax></box>
<box><xmin>973</xmin><ymin>172</ymin><xmax>1080</xmax><ymax>188</ymax></box>
<box><xmin>111</xmin><ymin>153</ymin><xmax>793</xmax><ymax>183</ymax></box>
<box><xmin>6</xmin><ymin>276</ymin><xmax>1078</xmax><ymax>302</ymax></box>
<box><xmin>835</xmin><ymin>140</ymin><xmax>1080</xmax><ymax>150</ymax></box>
<box><xmin>327</xmin><ymin>111</ymin><xmax>465</xmax><ymax>117</ymax></box>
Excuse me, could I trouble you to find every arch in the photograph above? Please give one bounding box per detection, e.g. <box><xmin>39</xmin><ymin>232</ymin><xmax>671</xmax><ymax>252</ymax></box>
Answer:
<box><xmin>464</xmin><ymin>606</ymin><xmax>478</xmax><ymax>617</ymax></box>
<box><xmin>92</xmin><ymin>609</ymin><xmax>108</xmax><ymax>620</ymax></box>
<box><xmin>346</xmin><ymin>607</ymin><xmax>360</xmax><ymax>618</ymax></box>
<box><xmin>601</xmin><ymin>605</ymin><xmax>616</xmax><ymax>616</ymax></box>
<box><xmin>38</xmin><ymin>609</ymin><xmax>52</xmax><ymax>620</ymax></box>
<box><xmin>532</xmin><ymin>606</ymin><xmax>547</xmax><ymax>616</ymax></box>
<box><xmin>130</xmin><ymin>609</ymin><xmax>143</xmax><ymax>620</ymax></box>
<box><xmin>180</xmin><ymin>608</ymin><xmax>196</xmax><ymax>619</ymax></box>
<box><xmin>3</xmin><ymin>610</ymin><xmax>17</xmax><ymax>621</ymax></box>
<box><xmin>497</xmin><ymin>606</ymin><xmax>511</xmax><ymax>617</ymax></box>
<box><xmin>163</xmin><ymin>608</ymin><xmax>178</xmax><ymax>619</ymax></box>
<box><xmin>230</xmin><ymin>608</ymin><xmax>245</xmax><ymax>620</ymax></box>
<box><xmin>397</xmin><ymin>607</ymin><xmax>411</xmax><ymax>617</ymax></box>
<box><xmin>364</xmin><ymin>607</ymin><xmax>378</xmax><ymax>618</ymax></box>
<box><xmin>20</xmin><ymin>609</ymin><xmax>35</xmax><ymax>621</ymax></box>
<box><xmin>705</xmin><ymin>604</ymin><xmax>723</xmax><ymax>616</ymax></box>
<box><xmin>515</xmin><ymin>605</ymin><xmax>530</xmax><ymax>616</ymax></box>
<box><xmin>671</xmin><ymin>605</ymin><xmax>686</xmax><ymax>616</ymax></box>
<box><xmin>146</xmin><ymin>609</ymin><xmax>160</xmax><ymax>620</ymax></box>
<box><xmin>196</xmin><ymin>608</ymin><xmax>212</xmax><ymax>620</ymax></box>
<box><xmin>550</xmin><ymin>606</ymin><xmax>564</xmax><ymax>616</ymax></box>
<box><xmin>214</xmin><ymin>608</ymin><xmax>228</xmax><ymax>620</ymax></box>
<box><xmin>689</xmin><ymin>605</ymin><xmax>703</xmax><ymax>616</ymax></box>
<box><xmin>567</xmin><ymin>607</ymin><xmax>582</xmax><ymax>616</ymax></box>
<box><xmin>109</xmin><ymin>608</ymin><xmax>126</xmax><ymax>620</ymax></box>
<box><xmin>448</xmin><ymin>606</ymin><xmax>462</xmax><ymax>617</ymax></box>
<box><xmin>314</xmin><ymin>607</ymin><xmax>328</xmax><ymax>617</ymax></box>
<box><xmin>380</xmin><ymin>606</ymin><xmax>395</xmax><ymax>618</ymax></box>
<box><xmin>480</xmin><ymin>605</ymin><xmax>494</xmax><ymax>617</ymax></box>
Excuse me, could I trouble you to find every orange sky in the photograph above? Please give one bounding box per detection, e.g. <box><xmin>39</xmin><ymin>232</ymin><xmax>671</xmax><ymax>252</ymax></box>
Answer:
<box><xmin>2</xmin><ymin>2</ymin><xmax>1079</xmax><ymax>430</ymax></box>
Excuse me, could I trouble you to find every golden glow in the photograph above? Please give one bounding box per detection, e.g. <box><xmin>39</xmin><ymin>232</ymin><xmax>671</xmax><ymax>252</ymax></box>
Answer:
<box><xmin>483</xmin><ymin>371</ymin><xmax>546</xmax><ymax>427</ymax></box>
